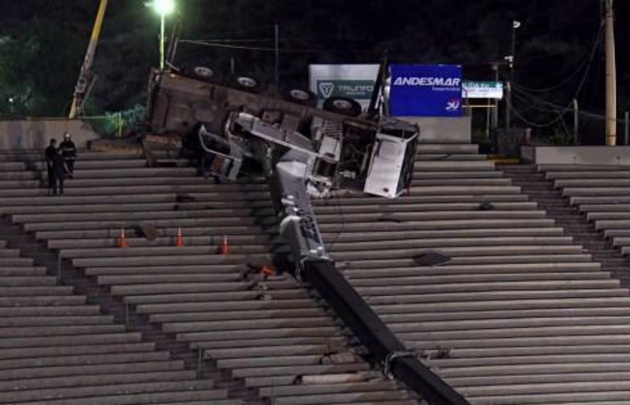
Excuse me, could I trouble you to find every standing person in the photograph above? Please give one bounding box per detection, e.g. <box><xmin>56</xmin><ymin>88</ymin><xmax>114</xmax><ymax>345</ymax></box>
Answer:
<box><xmin>44</xmin><ymin>139</ymin><xmax>57</xmax><ymax>196</ymax></box>
<box><xmin>59</xmin><ymin>133</ymin><xmax>77</xmax><ymax>178</ymax></box>
<box><xmin>51</xmin><ymin>150</ymin><xmax>65</xmax><ymax>196</ymax></box>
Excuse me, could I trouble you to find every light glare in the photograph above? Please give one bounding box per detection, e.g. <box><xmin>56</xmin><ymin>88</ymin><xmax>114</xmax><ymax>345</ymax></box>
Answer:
<box><xmin>153</xmin><ymin>0</ymin><xmax>175</xmax><ymax>16</ymax></box>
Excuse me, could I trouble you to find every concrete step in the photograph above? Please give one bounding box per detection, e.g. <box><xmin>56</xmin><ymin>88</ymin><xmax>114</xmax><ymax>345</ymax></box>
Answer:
<box><xmin>164</xmin><ymin>317</ymin><xmax>333</xmax><ymax>334</ymax></box>
<box><xmin>0</xmin><ymin>314</ymin><xmax>114</xmax><ymax>327</ymax></box>
<box><xmin>414</xmin><ymin>161</ymin><xmax>495</xmax><ymax>170</ymax></box>
<box><xmin>0</xmin><ymin>342</ymin><xmax>156</xmax><ymax>360</ymax></box>
<box><xmin>379</xmin><ymin>307</ymin><xmax>630</xmax><ymax>324</ymax></box>
<box><xmin>342</xmin><ymin>262</ymin><xmax>603</xmax><ymax>278</ymax></box>
<box><xmin>364</xmin><ymin>289</ymin><xmax>627</xmax><ymax>306</ymax></box>
<box><xmin>405</xmin><ymin>185</ymin><xmax>521</xmax><ymax>195</ymax></box>
<box><xmin>547</xmin><ymin>171</ymin><xmax>630</xmax><ymax>179</ymax></box>
<box><xmin>14</xmin><ymin>207</ymin><xmax>275</xmax><ymax>224</ymax></box>
<box><xmin>322</xmin><ymin>228</ymin><xmax>565</xmax><ymax>242</ymax></box>
<box><xmin>71</xmin><ymin>253</ymin><xmax>271</xmax><ymax>268</ymax></box>
<box><xmin>25</xmin><ymin>216</ymin><xmax>274</xmax><ymax>232</ymax></box>
<box><xmin>192</xmin><ymin>337</ymin><xmax>347</xmax><ymax>352</ymax></box>
<box><xmin>0</xmin><ymin>351</ymin><xmax>170</xmax><ymax>370</ymax></box>
<box><xmin>0</xmin><ymin>388</ymin><xmax>230</xmax><ymax>405</ymax></box>
<box><xmin>556</xmin><ymin>179</ymin><xmax>630</xmax><ymax>188</ymax></box>
<box><xmin>329</xmin><ymin>245</ymin><xmax>586</xmax><ymax>260</ymax></box>
<box><xmin>109</xmin><ymin>281</ymin><xmax>294</xmax><ymax>297</ymax></box>
<box><xmin>272</xmin><ymin>390</ymin><xmax>413</xmax><ymax>405</ymax></box>
<box><xmin>0</xmin><ymin>332</ymin><xmax>143</xmax><ymax>349</ymax></box>
<box><xmin>0</xmin><ymin>276</ymin><xmax>58</xmax><ymax>287</ymax></box>
<box><xmin>412</xmin><ymin>171</ymin><xmax>503</xmax><ymax>179</ymax></box>
<box><xmin>563</xmin><ymin>187</ymin><xmax>630</xmax><ymax>197</ymax></box>
<box><xmin>0</xmin><ymin>324</ymin><xmax>125</xmax><ymax>338</ymax></box>
<box><xmin>123</xmin><ymin>289</ymin><xmax>309</xmax><ymax>305</ymax></box>
<box><xmin>410</xmin><ymin>178</ymin><xmax>512</xmax><ymax>186</ymax></box>
<box><xmin>316</xmin><ymin>201</ymin><xmax>538</xmax><ymax>214</ymax></box>
<box><xmin>327</xmin><ymin>236</ymin><xmax>574</xmax><ymax>249</ymax></box>
<box><xmin>50</xmin><ymin>234</ymin><xmax>272</xmax><ymax>249</ymax></box>
<box><xmin>417</xmin><ymin>153</ymin><xmax>486</xmax><ymax>161</ymax></box>
<box><xmin>2</xmin><ymin>201</ymin><xmax>271</xmax><ymax>215</ymax></box>
<box><xmin>137</xmin><ymin>299</ymin><xmax>324</xmax><ymax>315</ymax></box>
<box><xmin>37</xmin><ymin>225</ymin><xmax>267</xmax><ymax>241</ymax></box>
<box><xmin>349</xmin><ymin>272</ymin><xmax>610</xmax><ymax>287</ymax></box>
<box><xmin>231</xmin><ymin>362</ymin><xmax>370</xmax><ymax>378</ymax></box>
<box><xmin>151</xmin><ymin>308</ymin><xmax>324</xmax><ymax>324</ymax></box>
<box><xmin>0</xmin><ymin>380</ymin><xmax>217</xmax><ymax>404</ymax></box>
<box><xmin>0</xmin><ymin>267</ymin><xmax>48</xmax><ymax>277</ymax></box>
<box><xmin>355</xmin><ymin>280</ymin><xmax>620</xmax><ymax>297</ymax></box>
<box><xmin>472</xmin><ymin>390</ymin><xmax>630</xmax><ymax>405</ymax></box>
<box><xmin>0</xmin><ymin>359</ymin><xmax>186</xmax><ymax>381</ymax></box>
<box><xmin>177</xmin><ymin>326</ymin><xmax>339</xmax><ymax>345</ymax></box>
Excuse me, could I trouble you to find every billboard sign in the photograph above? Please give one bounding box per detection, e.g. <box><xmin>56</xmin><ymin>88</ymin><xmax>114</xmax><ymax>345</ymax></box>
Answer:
<box><xmin>309</xmin><ymin>64</ymin><xmax>379</xmax><ymax>109</ymax></box>
<box><xmin>389</xmin><ymin>64</ymin><xmax>463</xmax><ymax>117</ymax></box>
<box><xmin>462</xmin><ymin>81</ymin><xmax>504</xmax><ymax>99</ymax></box>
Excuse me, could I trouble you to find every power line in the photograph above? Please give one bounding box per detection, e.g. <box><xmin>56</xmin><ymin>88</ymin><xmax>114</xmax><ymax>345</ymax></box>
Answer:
<box><xmin>178</xmin><ymin>39</ymin><xmax>372</xmax><ymax>54</ymax></box>
<box><xmin>512</xmin><ymin>22</ymin><xmax>604</xmax><ymax>93</ymax></box>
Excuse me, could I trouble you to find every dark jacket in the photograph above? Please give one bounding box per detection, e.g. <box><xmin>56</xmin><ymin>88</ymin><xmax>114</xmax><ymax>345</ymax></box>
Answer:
<box><xmin>59</xmin><ymin>140</ymin><xmax>77</xmax><ymax>160</ymax></box>
<box><xmin>45</xmin><ymin>145</ymin><xmax>57</xmax><ymax>167</ymax></box>
<box><xmin>51</xmin><ymin>152</ymin><xmax>66</xmax><ymax>175</ymax></box>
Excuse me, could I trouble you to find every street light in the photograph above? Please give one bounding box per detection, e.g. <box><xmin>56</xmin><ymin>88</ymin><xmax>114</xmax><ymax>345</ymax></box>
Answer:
<box><xmin>150</xmin><ymin>0</ymin><xmax>175</xmax><ymax>71</ymax></box>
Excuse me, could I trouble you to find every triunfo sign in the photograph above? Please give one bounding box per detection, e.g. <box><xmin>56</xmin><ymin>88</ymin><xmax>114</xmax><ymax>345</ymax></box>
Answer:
<box><xmin>316</xmin><ymin>80</ymin><xmax>374</xmax><ymax>100</ymax></box>
<box><xmin>462</xmin><ymin>81</ymin><xmax>504</xmax><ymax>99</ymax></box>
<box><xmin>309</xmin><ymin>64</ymin><xmax>379</xmax><ymax>109</ymax></box>
<box><xmin>389</xmin><ymin>64</ymin><xmax>463</xmax><ymax>117</ymax></box>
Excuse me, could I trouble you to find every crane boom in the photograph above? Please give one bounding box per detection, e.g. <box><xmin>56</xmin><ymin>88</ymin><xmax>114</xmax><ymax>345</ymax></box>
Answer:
<box><xmin>69</xmin><ymin>0</ymin><xmax>108</xmax><ymax>119</ymax></box>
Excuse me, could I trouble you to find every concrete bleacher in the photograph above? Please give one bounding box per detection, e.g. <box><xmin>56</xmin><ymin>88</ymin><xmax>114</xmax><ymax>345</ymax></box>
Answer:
<box><xmin>0</xmin><ymin>236</ymin><xmax>239</xmax><ymax>404</ymax></box>
<box><xmin>540</xmin><ymin>165</ymin><xmax>630</xmax><ymax>256</ymax></box>
<box><xmin>0</xmin><ymin>150</ymin><xmax>419</xmax><ymax>404</ymax></box>
<box><xmin>314</xmin><ymin>143</ymin><xmax>630</xmax><ymax>404</ymax></box>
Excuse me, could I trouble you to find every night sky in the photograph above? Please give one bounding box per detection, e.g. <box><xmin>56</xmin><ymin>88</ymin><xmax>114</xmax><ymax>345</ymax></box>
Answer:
<box><xmin>0</xmin><ymin>1</ymin><xmax>628</xmax><ymax>141</ymax></box>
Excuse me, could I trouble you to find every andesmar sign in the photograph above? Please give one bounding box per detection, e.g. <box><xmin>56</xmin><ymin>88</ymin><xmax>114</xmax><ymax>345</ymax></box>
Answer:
<box><xmin>389</xmin><ymin>64</ymin><xmax>463</xmax><ymax>117</ymax></box>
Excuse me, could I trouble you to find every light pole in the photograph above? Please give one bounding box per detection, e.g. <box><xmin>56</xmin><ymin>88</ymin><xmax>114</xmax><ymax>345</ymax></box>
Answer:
<box><xmin>505</xmin><ymin>20</ymin><xmax>520</xmax><ymax>139</ymax></box>
<box><xmin>151</xmin><ymin>0</ymin><xmax>175</xmax><ymax>71</ymax></box>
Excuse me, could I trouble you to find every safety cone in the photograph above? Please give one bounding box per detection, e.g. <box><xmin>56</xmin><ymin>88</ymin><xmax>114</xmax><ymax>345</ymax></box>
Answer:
<box><xmin>261</xmin><ymin>264</ymin><xmax>275</xmax><ymax>278</ymax></box>
<box><xmin>219</xmin><ymin>235</ymin><xmax>229</xmax><ymax>256</ymax></box>
<box><xmin>176</xmin><ymin>227</ymin><xmax>184</xmax><ymax>247</ymax></box>
<box><xmin>117</xmin><ymin>228</ymin><xmax>129</xmax><ymax>248</ymax></box>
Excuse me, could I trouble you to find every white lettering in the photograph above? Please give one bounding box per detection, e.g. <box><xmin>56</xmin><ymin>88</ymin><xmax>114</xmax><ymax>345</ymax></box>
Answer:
<box><xmin>393</xmin><ymin>77</ymin><xmax>461</xmax><ymax>87</ymax></box>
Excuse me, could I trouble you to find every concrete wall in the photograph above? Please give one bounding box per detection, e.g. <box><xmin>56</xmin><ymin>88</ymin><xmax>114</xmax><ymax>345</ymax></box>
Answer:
<box><xmin>0</xmin><ymin>119</ymin><xmax>100</xmax><ymax>150</ymax></box>
<box><xmin>522</xmin><ymin>146</ymin><xmax>630</xmax><ymax>165</ymax></box>
<box><xmin>401</xmin><ymin>116</ymin><xmax>471</xmax><ymax>144</ymax></box>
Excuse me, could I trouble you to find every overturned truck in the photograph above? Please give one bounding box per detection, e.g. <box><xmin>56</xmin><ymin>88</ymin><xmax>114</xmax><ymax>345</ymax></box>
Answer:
<box><xmin>145</xmin><ymin>67</ymin><xmax>467</xmax><ymax>405</ymax></box>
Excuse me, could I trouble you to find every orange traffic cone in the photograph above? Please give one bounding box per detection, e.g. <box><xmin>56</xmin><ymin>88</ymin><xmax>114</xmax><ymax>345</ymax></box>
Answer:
<box><xmin>117</xmin><ymin>228</ymin><xmax>129</xmax><ymax>248</ymax></box>
<box><xmin>261</xmin><ymin>264</ymin><xmax>275</xmax><ymax>278</ymax></box>
<box><xmin>176</xmin><ymin>227</ymin><xmax>184</xmax><ymax>247</ymax></box>
<box><xmin>219</xmin><ymin>235</ymin><xmax>229</xmax><ymax>256</ymax></box>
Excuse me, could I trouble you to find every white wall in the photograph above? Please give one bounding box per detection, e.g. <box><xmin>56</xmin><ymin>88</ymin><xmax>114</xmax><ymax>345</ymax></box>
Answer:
<box><xmin>401</xmin><ymin>116</ymin><xmax>471</xmax><ymax>144</ymax></box>
<box><xmin>0</xmin><ymin>119</ymin><xmax>100</xmax><ymax>150</ymax></box>
<box><xmin>522</xmin><ymin>146</ymin><xmax>630</xmax><ymax>165</ymax></box>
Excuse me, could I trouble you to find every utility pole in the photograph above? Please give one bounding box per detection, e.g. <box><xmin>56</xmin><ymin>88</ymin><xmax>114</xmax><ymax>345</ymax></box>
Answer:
<box><xmin>504</xmin><ymin>20</ymin><xmax>520</xmax><ymax>141</ymax></box>
<box><xmin>69</xmin><ymin>0</ymin><xmax>108</xmax><ymax>119</ymax></box>
<box><xmin>274</xmin><ymin>22</ymin><xmax>280</xmax><ymax>85</ymax></box>
<box><xmin>604</xmin><ymin>0</ymin><xmax>617</xmax><ymax>145</ymax></box>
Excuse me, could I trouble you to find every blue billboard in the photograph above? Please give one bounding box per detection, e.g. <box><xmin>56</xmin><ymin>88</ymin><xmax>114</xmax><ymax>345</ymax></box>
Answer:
<box><xmin>389</xmin><ymin>64</ymin><xmax>463</xmax><ymax>117</ymax></box>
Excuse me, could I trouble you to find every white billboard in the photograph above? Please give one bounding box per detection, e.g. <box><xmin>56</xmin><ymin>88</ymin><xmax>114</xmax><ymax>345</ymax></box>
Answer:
<box><xmin>462</xmin><ymin>81</ymin><xmax>504</xmax><ymax>99</ymax></box>
<box><xmin>308</xmin><ymin>64</ymin><xmax>379</xmax><ymax>109</ymax></box>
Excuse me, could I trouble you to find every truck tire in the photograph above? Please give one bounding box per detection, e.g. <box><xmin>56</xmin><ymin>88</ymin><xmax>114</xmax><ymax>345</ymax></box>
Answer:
<box><xmin>228</xmin><ymin>75</ymin><xmax>262</xmax><ymax>93</ymax></box>
<box><xmin>186</xmin><ymin>66</ymin><xmax>217</xmax><ymax>82</ymax></box>
<box><xmin>282</xmin><ymin>89</ymin><xmax>317</xmax><ymax>107</ymax></box>
<box><xmin>323</xmin><ymin>97</ymin><xmax>362</xmax><ymax>117</ymax></box>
